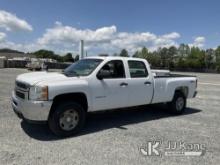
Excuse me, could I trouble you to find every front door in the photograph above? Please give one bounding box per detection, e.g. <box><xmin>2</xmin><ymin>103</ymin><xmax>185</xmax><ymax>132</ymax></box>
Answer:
<box><xmin>91</xmin><ymin>60</ymin><xmax>129</xmax><ymax>111</ymax></box>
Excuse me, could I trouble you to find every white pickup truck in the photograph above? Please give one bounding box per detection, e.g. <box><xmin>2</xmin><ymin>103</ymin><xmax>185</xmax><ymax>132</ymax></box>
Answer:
<box><xmin>12</xmin><ymin>56</ymin><xmax>197</xmax><ymax>136</ymax></box>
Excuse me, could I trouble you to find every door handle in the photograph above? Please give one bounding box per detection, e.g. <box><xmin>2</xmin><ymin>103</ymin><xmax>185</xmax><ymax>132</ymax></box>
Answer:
<box><xmin>120</xmin><ymin>82</ymin><xmax>128</xmax><ymax>86</ymax></box>
<box><xmin>144</xmin><ymin>81</ymin><xmax>152</xmax><ymax>85</ymax></box>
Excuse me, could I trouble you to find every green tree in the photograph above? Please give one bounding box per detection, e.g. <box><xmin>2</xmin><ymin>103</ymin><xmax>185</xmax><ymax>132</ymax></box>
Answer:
<box><xmin>33</xmin><ymin>49</ymin><xmax>64</xmax><ymax>62</ymax></box>
<box><xmin>205</xmin><ymin>49</ymin><xmax>215</xmax><ymax>69</ymax></box>
<box><xmin>34</xmin><ymin>49</ymin><xmax>55</xmax><ymax>59</ymax></box>
<box><xmin>63</xmin><ymin>53</ymin><xmax>74</xmax><ymax>62</ymax></box>
<box><xmin>132</xmin><ymin>51</ymin><xmax>140</xmax><ymax>58</ymax></box>
<box><xmin>187</xmin><ymin>47</ymin><xmax>205</xmax><ymax>69</ymax></box>
<box><xmin>140</xmin><ymin>47</ymin><xmax>149</xmax><ymax>59</ymax></box>
<box><xmin>176</xmin><ymin>57</ymin><xmax>187</xmax><ymax>69</ymax></box>
<box><xmin>147</xmin><ymin>52</ymin><xmax>161</xmax><ymax>68</ymax></box>
<box><xmin>158</xmin><ymin>47</ymin><xmax>169</xmax><ymax>68</ymax></box>
<box><xmin>74</xmin><ymin>55</ymin><xmax>80</xmax><ymax>62</ymax></box>
<box><xmin>178</xmin><ymin>44</ymin><xmax>190</xmax><ymax>57</ymax></box>
<box><xmin>168</xmin><ymin>46</ymin><xmax>178</xmax><ymax>68</ymax></box>
<box><xmin>215</xmin><ymin>46</ymin><xmax>220</xmax><ymax>71</ymax></box>
<box><xmin>132</xmin><ymin>47</ymin><xmax>148</xmax><ymax>59</ymax></box>
<box><xmin>119</xmin><ymin>49</ymin><xmax>129</xmax><ymax>57</ymax></box>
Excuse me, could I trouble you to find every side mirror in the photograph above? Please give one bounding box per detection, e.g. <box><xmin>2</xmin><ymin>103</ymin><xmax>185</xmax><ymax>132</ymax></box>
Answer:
<box><xmin>97</xmin><ymin>70</ymin><xmax>111</xmax><ymax>80</ymax></box>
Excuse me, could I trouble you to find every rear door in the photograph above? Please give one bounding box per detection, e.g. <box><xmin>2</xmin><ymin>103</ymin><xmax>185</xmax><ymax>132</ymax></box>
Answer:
<box><xmin>126</xmin><ymin>60</ymin><xmax>153</xmax><ymax>106</ymax></box>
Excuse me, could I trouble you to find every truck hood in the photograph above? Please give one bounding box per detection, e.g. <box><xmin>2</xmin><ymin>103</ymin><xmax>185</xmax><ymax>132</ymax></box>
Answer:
<box><xmin>16</xmin><ymin>71</ymin><xmax>75</xmax><ymax>86</ymax></box>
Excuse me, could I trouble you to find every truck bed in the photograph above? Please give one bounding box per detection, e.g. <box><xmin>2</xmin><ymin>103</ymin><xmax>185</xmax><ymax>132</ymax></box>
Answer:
<box><xmin>154</xmin><ymin>73</ymin><xmax>196</xmax><ymax>78</ymax></box>
<box><xmin>152</xmin><ymin>73</ymin><xmax>197</xmax><ymax>104</ymax></box>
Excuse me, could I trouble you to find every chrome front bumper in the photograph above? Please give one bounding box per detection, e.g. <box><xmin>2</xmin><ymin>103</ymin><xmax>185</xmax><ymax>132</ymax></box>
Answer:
<box><xmin>11</xmin><ymin>91</ymin><xmax>52</xmax><ymax>122</ymax></box>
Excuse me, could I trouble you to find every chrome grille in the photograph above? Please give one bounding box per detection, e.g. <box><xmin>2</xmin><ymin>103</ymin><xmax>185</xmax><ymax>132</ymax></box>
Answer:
<box><xmin>15</xmin><ymin>81</ymin><xmax>29</xmax><ymax>91</ymax></box>
<box><xmin>15</xmin><ymin>81</ymin><xmax>29</xmax><ymax>100</ymax></box>
<box><xmin>15</xmin><ymin>91</ymin><xmax>25</xmax><ymax>99</ymax></box>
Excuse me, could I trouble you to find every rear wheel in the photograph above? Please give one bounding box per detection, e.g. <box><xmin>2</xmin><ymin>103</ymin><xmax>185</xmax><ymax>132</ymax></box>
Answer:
<box><xmin>167</xmin><ymin>91</ymin><xmax>186</xmax><ymax>114</ymax></box>
<box><xmin>48</xmin><ymin>102</ymin><xmax>86</xmax><ymax>137</ymax></box>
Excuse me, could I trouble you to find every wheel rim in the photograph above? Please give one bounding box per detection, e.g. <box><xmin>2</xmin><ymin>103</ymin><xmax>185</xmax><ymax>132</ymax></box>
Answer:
<box><xmin>59</xmin><ymin>109</ymin><xmax>79</xmax><ymax>131</ymax></box>
<box><xmin>176</xmin><ymin>97</ymin><xmax>184</xmax><ymax>111</ymax></box>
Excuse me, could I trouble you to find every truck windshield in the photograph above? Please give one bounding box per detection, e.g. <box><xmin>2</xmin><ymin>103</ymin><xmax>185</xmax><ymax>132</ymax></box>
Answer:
<box><xmin>63</xmin><ymin>59</ymin><xmax>103</xmax><ymax>76</ymax></box>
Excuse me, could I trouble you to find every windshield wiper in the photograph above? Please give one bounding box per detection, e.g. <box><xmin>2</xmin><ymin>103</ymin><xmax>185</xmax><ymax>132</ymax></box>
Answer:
<box><xmin>63</xmin><ymin>70</ymin><xmax>79</xmax><ymax>77</ymax></box>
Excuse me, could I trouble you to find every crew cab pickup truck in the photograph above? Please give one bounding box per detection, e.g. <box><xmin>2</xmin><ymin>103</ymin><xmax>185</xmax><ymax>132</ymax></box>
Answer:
<box><xmin>11</xmin><ymin>56</ymin><xmax>197</xmax><ymax>136</ymax></box>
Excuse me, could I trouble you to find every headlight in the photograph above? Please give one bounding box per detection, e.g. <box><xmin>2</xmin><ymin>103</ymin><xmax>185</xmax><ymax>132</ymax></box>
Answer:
<box><xmin>29</xmin><ymin>85</ymin><xmax>48</xmax><ymax>101</ymax></box>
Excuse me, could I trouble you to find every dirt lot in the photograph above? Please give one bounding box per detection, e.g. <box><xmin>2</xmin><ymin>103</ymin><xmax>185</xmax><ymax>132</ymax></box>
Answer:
<box><xmin>0</xmin><ymin>68</ymin><xmax>220</xmax><ymax>165</ymax></box>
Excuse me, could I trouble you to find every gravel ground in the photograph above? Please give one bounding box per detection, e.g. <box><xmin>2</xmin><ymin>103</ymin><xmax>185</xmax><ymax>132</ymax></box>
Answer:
<box><xmin>0</xmin><ymin>68</ymin><xmax>220</xmax><ymax>165</ymax></box>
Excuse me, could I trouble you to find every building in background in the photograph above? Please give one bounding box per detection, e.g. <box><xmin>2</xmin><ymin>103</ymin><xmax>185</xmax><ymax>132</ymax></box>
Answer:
<box><xmin>0</xmin><ymin>56</ymin><xmax>6</xmax><ymax>68</ymax></box>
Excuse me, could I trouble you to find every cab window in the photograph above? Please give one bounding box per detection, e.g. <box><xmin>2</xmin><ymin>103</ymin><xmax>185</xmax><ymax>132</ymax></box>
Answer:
<box><xmin>98</xmin><ymin>60</ymin><xmax>125</xmax><ymax>79</ymax></box>
<box><xmin>128</xmin><ymin>60</ymin><xmax>148</xmax><ymax>78</ymax></box>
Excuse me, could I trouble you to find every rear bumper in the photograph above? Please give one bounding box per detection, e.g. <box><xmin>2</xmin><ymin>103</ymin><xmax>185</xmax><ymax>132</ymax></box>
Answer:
<box><xmin>11</xmin><ymin>91</ymin><xmax>52</xmax><ymax>122</ymax></box>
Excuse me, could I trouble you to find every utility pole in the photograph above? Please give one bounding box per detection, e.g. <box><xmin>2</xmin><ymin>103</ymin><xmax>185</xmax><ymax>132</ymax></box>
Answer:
<box><xmin>80</xmin><ymin>40</ymin><xmax>84</xmax><ymax>59</ymax></box>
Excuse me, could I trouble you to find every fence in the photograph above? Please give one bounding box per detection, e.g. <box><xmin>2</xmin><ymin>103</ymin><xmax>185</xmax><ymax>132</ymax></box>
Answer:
<box><xmin>4</xmin><ymin>60</ymin><xmax>70</xmax><ymax>69</ymax></box>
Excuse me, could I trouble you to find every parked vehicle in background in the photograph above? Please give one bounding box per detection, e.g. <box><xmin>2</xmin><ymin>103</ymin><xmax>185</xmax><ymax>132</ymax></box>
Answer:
<box><xmin>12</xmin><ymin>56</ymin><xmax>197</xmax><ymax>136</ymax></box>
<box><xmin>26</xmin><ymin>59</ymin><xmax>41</xmax><ymax>71</ymax></box>
<box><xmin>26</xmin><ymin>59</ymin><xmax>48</xmax><ymax>71</ymax></box>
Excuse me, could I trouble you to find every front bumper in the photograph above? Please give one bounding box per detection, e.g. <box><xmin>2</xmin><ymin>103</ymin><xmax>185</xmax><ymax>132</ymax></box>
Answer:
<box><xmin>11</xmin><ymin>91</ymin><xmax>52</xmax><ymax>122</ymax></box>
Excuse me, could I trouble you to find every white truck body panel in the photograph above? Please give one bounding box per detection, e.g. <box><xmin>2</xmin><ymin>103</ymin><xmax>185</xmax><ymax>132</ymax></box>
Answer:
<box><xmin>152</xmin><ymin>76</ymin><xmax>197</xmax><ymax>103</ymax></box>
<box><xmin>11</xmin><ymin>56</ymin><xmax>197</xmax><ymax>122</ymax></box>
<box><xmin>151</xmin><ymin>69</ymin><xmax>170</xmax><ymax>77</ymax></box>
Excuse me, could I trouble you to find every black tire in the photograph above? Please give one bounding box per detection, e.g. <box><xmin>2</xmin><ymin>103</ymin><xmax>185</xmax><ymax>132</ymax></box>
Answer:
<box><xmin>167</xmin><ymin>91</ymin><xmax>186</xmax><ymax>115</ymax></box>
<box><xmin>48</xmin><ymin>102</ymin><xmax>86</xmax><ymax>137</ymax></box>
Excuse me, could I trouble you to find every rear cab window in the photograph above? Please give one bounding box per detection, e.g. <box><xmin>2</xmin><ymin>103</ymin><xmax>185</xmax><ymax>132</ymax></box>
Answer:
<box><xmin>128</xmin><ymin>60</ymin><xmax>148</xmax><ymax>78</ymax></box>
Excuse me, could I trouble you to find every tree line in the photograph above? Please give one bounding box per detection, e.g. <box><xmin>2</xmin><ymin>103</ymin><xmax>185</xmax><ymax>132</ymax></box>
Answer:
<box><xmin>33</xmin><ymin>50</ymin><xmax>78</xmax><ymax>63</ymax></box>
<box><xmin>32</xmin><ymin>44</ymin><xmax>220</xmax><ymax>72</ymax></box>
<box><xmin>116</xmin><ymin>44</ymin><xmax>220</xmax><ymax>72</ymax></box>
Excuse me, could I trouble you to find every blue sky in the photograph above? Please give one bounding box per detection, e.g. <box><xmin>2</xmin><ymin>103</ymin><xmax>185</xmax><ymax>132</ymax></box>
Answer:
<box><xmin>0</xmin><ymin>0</ymin><xmax>219</xmax><ymax>55</ymax></box>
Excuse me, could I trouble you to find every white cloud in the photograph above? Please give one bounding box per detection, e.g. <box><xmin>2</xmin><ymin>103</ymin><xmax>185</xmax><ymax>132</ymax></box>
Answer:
<box><xmin>0</xmin><ymin>22</ymin><xmax>182</xmax><ymax>55</ymax></box>
<box><xmin>194</xmin><ymin>36</ymin><xmax>205</xmax><ymax>43</ymax></box>
<box><xmin>0</xmin><ymin>10</ymin><xmax>33</xmax><ymax>31</ymax></box>
<box><xmin>189</xmin><ymin>36</ymin><xmax>205</xmax><ymax>48</ymax></box>
<box><xmin>149</xmin><ymin>32</ymin><xmax>180</xmax><ymax>51</ymax></box>
<box><xmin>161</xmin><ymin>32</ymin><xmax>180</xmax><ymax>39</ymax></box>
<box><xmin>37</xmin><ymin>22</ymin><xmax>116</xmax><ymax>45</ymax></box>
<box><xmin>35</xmin><ymin>22</ymin><xmax>181</xmax><ymax>54</ymax></box>
<box><xmin>111</xmin><ymin>32</ymin><xmax>156</xmax><ymax>50</ymax></box>
<box><xmin>0</xmin><ymin>32</ymin><xmax>6</xmax><ymax>42</ymax></box>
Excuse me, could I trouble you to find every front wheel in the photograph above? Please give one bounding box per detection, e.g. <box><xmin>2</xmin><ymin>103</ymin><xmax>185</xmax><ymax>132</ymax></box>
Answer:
<box><xmin>167</xmin><ymin>91</ymin><xmax>186</xmax><ymax>115</ymax></box>
<box><xmin>48</xmin><ymin>102</ymin><xmax>86</xmax><ymax>137</ymax></box>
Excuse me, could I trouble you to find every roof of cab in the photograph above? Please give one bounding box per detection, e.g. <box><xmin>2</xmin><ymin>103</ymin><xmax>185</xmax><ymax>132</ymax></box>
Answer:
<box><xmin>84</xmin><ymin>56</ymin><xmax>146</xmax><ymax>61</ymax></box>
